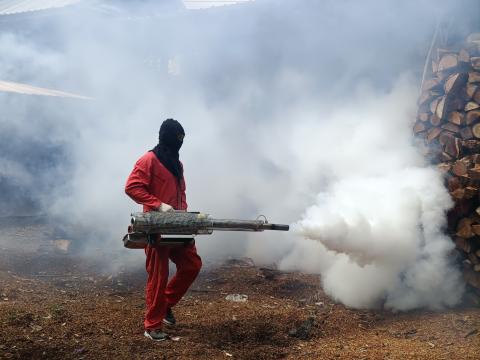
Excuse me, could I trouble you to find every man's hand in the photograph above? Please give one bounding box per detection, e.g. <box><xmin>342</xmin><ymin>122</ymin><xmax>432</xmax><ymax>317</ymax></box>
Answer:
<box><xmin>158</xmin><ymin>203</ymin><xmax>174</xmax><ymax>212</ymax></box>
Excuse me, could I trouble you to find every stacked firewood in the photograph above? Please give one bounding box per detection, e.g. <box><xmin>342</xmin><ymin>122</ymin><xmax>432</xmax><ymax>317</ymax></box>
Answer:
<box><xmin>413</xmin><ymin>33</ymin><xmax>480</xmax><ymax>292</ymax></box>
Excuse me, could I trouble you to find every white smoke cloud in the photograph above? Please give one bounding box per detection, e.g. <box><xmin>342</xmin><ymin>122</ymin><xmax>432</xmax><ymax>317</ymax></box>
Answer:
<box><xmin>0</xmin><ymin>158</ymin><xmax>33</xmax><ymax>186</ymax></box>
<box><xmin>289</xmin><ymin>79</ymin><xmax>464</xmax><ymax>310</ymax></box>
<box><xmin>0</xmin><ymin>0</ymin><xmax>471</xmax><ymax>309</ymax></box>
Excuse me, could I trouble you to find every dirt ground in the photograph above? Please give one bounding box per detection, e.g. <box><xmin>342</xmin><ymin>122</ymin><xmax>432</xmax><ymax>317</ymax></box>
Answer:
<box><xmin>0</xmin><ymin>220</ymin><xmax>479</xmax><ymax>360</ymax></box>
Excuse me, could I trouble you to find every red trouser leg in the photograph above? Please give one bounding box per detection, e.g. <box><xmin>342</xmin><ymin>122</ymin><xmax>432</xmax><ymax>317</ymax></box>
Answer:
<box><xmin>165</xmin><ymin>244</ymin><xmax>202</xmax><ymax>308</ymax></box>
<box><xmin>144</xmin><ymin>246</ymin><xmax>170</xmax><ymax>330</ymax></box>
<box><xmin>144</xmin><ymin>244</ymin><xmax>202</xmax><ymax>330</ymax></box>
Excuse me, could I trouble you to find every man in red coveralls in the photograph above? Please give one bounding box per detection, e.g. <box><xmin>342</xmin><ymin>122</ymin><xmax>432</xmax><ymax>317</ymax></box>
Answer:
<box><xmin>125</xmin><ymin>119</ymin><xmax>202</xmax><ymax>341</ymax></box>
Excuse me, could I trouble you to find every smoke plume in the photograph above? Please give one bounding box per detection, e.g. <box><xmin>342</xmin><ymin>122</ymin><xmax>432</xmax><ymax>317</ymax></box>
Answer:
<box><xmin>290</xmin><ymin>79</ymin><xmax>463</xmax><ymax>310</ymax></box>
<box><xmin>0</xmin><ymin>0</ymin><xmax>473</xmax><ymax>310</ymax></box>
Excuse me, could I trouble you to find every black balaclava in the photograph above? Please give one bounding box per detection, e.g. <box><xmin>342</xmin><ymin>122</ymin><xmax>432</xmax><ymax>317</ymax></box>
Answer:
<box><xmin>151</xmin><ymin>118</ymin><xmax>185</xmax><ymax>182</ymax></box>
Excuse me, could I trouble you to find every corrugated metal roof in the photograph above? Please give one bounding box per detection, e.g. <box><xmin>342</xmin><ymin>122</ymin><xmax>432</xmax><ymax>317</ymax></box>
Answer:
<box><xmin>0</xmin><ymin>80</ymin><xmax>91</xmax><ymax>99</ymax></box>
<box><xmin>183</xmin><ymin>0</ymin><xmax>253</xmax><ymax>10</ymax></box>
<box><xmin>0</xmin><ymin>0</ymin><xmax>81</xmax><ymax>16</ymax></box>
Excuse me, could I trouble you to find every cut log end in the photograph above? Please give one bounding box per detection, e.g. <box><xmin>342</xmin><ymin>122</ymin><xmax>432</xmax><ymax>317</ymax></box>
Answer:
<box><xmin>472</xmin><ymin>124</ymin><xmax>480</xmax><ymax>139</ymax></box>
<box><xmin>448</xmin><ymin>111</ymin><xmax>464</xmax><ymax>126</ymax></box>
<box><xmin>466</xmin><ymin>110</ymin><xmax>480</xmax><ymax>125</ymax></box>
<box><xmin>438</xmin><ymin>54</ymin><xmax>459</xmax><ymax>72</ymax></box>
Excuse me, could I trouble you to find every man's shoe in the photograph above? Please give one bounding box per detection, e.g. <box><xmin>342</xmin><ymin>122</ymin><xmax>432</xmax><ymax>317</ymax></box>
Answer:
<box><xmin>144</xmin><ymin>329</ymin><xmax>168</xmax><ymax>341</ymax></box>
<box><xmin>163</xmin><ymin>308</ymin><xmax>176</xmax><ymax>326</ymax></box>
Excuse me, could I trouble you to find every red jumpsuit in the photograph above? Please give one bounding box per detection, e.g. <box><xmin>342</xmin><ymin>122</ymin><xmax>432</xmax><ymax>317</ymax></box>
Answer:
<box><xmin>125</xmin><ymin>151</ymin><xmax>202</xmax><ymax>330</ymax></box>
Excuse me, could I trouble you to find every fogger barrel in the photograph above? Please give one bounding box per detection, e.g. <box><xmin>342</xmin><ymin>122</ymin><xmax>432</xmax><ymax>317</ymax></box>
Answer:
<box><xmin>131</xmin><ymin>211</ymin><xmax>289</xmax><ymax>233</ymax></box>
<box><xmin>123</xmin><ymin>211</ymin><xmax>289</xmax><ymax>249</ymax></box>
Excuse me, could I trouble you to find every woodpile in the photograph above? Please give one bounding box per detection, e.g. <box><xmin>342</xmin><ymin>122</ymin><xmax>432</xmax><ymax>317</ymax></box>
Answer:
<box><xmin>414</xmin><ymin>33</ymin><xmax>480</xmax><ymax>293</ymax></box>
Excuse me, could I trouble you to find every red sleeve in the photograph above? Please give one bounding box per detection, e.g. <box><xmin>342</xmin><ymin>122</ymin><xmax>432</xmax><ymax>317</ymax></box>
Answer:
<box><xmin>180</xmin><ymin>162</ymin><xmax>187</xmax><ymax>210</ymax></box>
<box><xmin>125</xmin><ymin>154</ymin><xmax>162</xmax><ymax>209</ymax></box>
<box><xmin>181</xmin><ymin>177</ymin><xmax>188</xmax><ymax>210</ymax></box>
